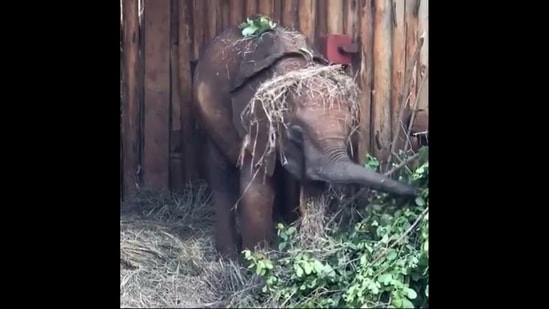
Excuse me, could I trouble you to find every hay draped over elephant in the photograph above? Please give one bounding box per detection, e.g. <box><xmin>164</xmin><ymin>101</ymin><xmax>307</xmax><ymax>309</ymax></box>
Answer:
<box><xmin>192</xmin><ymin>20</ymin><xmax>417</xmax><ymax>257</ymax></box>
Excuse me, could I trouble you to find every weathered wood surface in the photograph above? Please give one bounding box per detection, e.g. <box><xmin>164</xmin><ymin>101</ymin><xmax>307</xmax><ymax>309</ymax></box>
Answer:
<box><xmin>229</xmin><ymin>0</ymin><xmax>244</xmax><ymax>27</ymax></box>
<box><xmin>357</xmin><ymin>0</ymin><xmax>374</xmax><ymax>165</ymax></box>
<box><xmin>282</xmin><ymin>0</ymin><xmax>298</xmax><ymax>29</ymax></box>
<box><xmin>245</xmin><ymin>0</ymin><xmax>258</xmax><ymax>18</ymax></box>
<box><xmin>258</xmin><ymin>0</ymin><xmax>274</xmax><ymax>17</ymax></box>
<box><xmin>173</xmin><ymin>0</ymin><xmax>198</xmax><ymax>189</ymax></box>
<box><xmin>192</xmin><ymin>0</ymin><xmax>204</xmax><ymax>59</ymax></box>
<box><xmin>326</xmin><ymin>0</ymin><xmax>343</xmax><ymax>34</ymax></box>
<box><xmin>405</xmin><ymin>0</ymin><xmax>419</xmax><ymax>113</ymax></box>
<box><xmin>122</xmin><ymin>0</ymin><xmax>141</xmax><ymax>196</ymax></box>
<box><xmin>143</xmin><ymin>0</ymin><xmax>171</xmax><ymax>191</ymax></box>
<box><xmin>391</xmin><ymin>0</ymin><xmax>405</xmax><ymax>139</ymax></box>
<box><xmin>417</xmin><ymin>0</ymin><xmax>429</xmax><ymax>111</ymax></box>
<box><xmin>298</xmin><ymin>0</ymin><xmax>316</xmax><ymax>41</ymax></box>
<box><xmin>371</xmin><ymin>0</ymin><xmax>393</xmax><ymax>162</ymax></box>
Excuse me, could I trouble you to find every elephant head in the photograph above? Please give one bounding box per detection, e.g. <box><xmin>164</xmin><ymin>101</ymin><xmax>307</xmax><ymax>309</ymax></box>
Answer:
<box><xmin>230</xmin><ymin>29</ymin><xmax>416</xmax><ymax>198</ymax></box>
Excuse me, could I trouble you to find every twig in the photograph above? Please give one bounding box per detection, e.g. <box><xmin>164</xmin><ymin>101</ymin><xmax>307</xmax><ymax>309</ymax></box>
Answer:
<box><xmin>390</xmin><ymin>151</ymin><xmax>413</xmax><ymax>175</ymax></box>
<box><xmin>386</xmin><ymin>36</ymin><xmax>425</xmax><ymax>171</ymax></box>
<box><xmin>385</xmin><ymin>153</ymin><xmax>419</xmax><ymax>177</ymax></box>
<box><xmin>403</xmin><ymin>68</ymin><xmax>429</xmax><ymax>154</ymax></box>
<box><xmin>370</xmin><ymin>206</ymin><xmax>429</xmax><ymax>266</ymax></box>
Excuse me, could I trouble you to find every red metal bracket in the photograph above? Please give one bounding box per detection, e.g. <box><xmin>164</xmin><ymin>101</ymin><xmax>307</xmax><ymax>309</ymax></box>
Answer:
<box><xmin>317</xmin><ymin>34</ymin><xmax>359</xmax><ymax>65</ymax></box>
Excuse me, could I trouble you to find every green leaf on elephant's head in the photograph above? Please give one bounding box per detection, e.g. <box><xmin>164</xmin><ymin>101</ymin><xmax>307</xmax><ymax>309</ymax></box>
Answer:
<box><xmin>241</xmin><ymin>26</ymin><xmax>259</xmax><ymax>37</ymax></box>
<box><xmin>415</xmin><ymin>196</ymin><xmax>425</xmax><ymax>206</ymax></box>
<box><xmin>239</xmin><ymin>15</ymin><xmax>277</xmax><ymax>37</ymax></box>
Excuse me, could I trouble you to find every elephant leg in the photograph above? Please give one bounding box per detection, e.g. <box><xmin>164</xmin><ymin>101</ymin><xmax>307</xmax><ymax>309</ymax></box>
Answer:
<box><xmin>238</xmin><ymin>154</ymin><xmax>276</xmax><ymax>252</ymax></box>
<box><xmin>205</xmin><ymin>138</ymin><xmax>239</xmax><ymax>258</ymax></box>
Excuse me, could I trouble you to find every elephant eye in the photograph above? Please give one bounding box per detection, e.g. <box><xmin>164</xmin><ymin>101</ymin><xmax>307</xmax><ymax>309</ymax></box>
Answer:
<box><xmin>288</xmin><ymin>124</ymin><xmax>304</xmax><ymax>144</ymax></box>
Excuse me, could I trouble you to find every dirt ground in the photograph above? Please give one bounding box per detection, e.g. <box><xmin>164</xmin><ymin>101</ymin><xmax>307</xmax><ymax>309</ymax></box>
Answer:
<box><xmin>120</xmin><ymin>181</ymin><xmax>262</xmax><ymax>308</ymax></box>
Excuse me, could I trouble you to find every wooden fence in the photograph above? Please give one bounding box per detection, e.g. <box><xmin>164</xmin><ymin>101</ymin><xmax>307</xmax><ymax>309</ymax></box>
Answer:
<box><xmin>120</xmin><ymin>0</ymin><xmax>429</xmax><ymax>199</ymax></box>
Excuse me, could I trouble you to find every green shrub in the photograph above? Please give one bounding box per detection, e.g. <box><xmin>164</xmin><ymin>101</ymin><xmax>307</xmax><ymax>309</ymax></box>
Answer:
<box><xmin>243</xmin><ymin>147</ymin><xmax>429</xmax><ymax>308</ymax></box>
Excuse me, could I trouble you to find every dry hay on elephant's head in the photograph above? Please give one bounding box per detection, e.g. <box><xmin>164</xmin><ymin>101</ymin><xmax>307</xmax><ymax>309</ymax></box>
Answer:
<box><xmin>238</xmin><ymin>63</ymin><xmax>361</xmax><ymax>173</ymax></box>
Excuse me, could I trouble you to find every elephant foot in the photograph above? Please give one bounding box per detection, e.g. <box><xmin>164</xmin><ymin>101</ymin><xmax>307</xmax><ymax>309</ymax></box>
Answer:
<box><xmin>215</xmin><ymin>231</ymin><xmax>239</xmax><ymax>259</ymax></box>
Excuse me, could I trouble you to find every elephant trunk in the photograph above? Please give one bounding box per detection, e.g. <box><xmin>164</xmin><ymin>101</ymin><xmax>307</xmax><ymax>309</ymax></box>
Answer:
<box><xmin>307</xmin><ymin>156</ymin><xmax>416</xmax><ymax>197</ymax></box>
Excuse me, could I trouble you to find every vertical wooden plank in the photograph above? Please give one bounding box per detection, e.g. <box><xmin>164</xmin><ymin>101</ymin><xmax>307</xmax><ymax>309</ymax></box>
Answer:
<box><xmin>220</xmin><ymin>0</ymin><xmax>230</xmax><ymax>30</ymax></box>
<box><xmin>170</xmin><ymin>0</ymin><xmax>184</xmax><ymax>192</ymax></box>
<box><xmin>143</xmin><ymin>0</ymin><xmax>171</xmax><ymax>191</ymax></box>
<box><xmin>371</xmin><ymin>0</ymin><xmax>392</xmax><ymax>162</ymax></box>
<box><xmin>203</xmin><ymin>0</ymin><xmax>217</xmax><ymax>43</ymax></box>
<box><xmin>177</xmin><ymin>0</ymin><xmax>198</xmax><ymax>184</ymax></box>
<box><xmin>417</xmin><ymin>0</ymin><xmax>428</xmax><ymax>111</ymax></box>
<box><xmin>122</xmin><ymin>0</ymin><xmax>141</xmax><ymax>197</ymax></box>
<box><xmin>345</xmin><ymin>0</ymin><xmax>361</xmax><ymax>77</ymax></box>
<box><xmin>326</xmin><ymin>0</ymin><xmax>343</xmax><ymax>34</ymax></box>
<box><xmin>345</xmin><ymin>0</ymin><xmax>360</xmax><ymax>39</ymax></box>
<box><xmin>298</xmin><ymin>0</ymin><xmax>316</xmax><ymax>40</ymax></box>
<box><xmin>258</xmin><ymin>0</ymin><xmax>274</xmax><ymax>17</ymax></box>
<box><xmin>345</xmin><ymin>0</ymin><xmax>361</xmax><ymax>162</ymax></box>
<box><xmin>390</xmin><ymin>0</ymin><xmax>405</xmax><ymax>142</ymax></box>
<box><xmin>192</xmin><ymin>0</ymin><xmax>204</xmax><ymax>59</ymax></box>
<box><xmin>405</xmin><ymin>0</ymin><xmax>419</xmax><ymax>110</ymax></box>
<box><xmin>203</xmin><ymin>1</ymin><xmax>211</xmax><ymax>45</ymax></box>
<box><xmin>282</xmin><ymin>0</ymin><xmax>298</xmax><ymax>29</ymax></box>
<box><xmin>245</xmin><ymin>0</ymin><xmax>258</xmax><ymax>17</ymax></box>
<box><xmin>315</xmin><ymin>0</ymin><xmax>327</xmax><ymax>42</ymax></box>
<box><xmin>229</xmin><ymin>0</ymin><xmax>245</xmax><ymax>26</ymax></box>
<box><xmin>342</xmin><ymin>0</ymin><xmax>349</xmax><ymax>35</ymax></box>
<box><xmin>357</xmin><ymin>0</ymin><xmax>373</xmax><ymax>164</ymax></box>
<box><xmin>272</xmin><ymin>0</ymin><xmax>282</xmax><ymax>22</ymax></box>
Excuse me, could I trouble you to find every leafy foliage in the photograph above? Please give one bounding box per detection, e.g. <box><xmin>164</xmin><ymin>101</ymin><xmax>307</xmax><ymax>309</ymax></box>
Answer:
<box><xmin>239</xmin><ymin>15</ymin><xmax>278</xmax><ymax>37</ymax></box>
<box><xmin>242</xmin><ymin>147</ymin><xmax>429</xmax><ymax>308</ymax></box>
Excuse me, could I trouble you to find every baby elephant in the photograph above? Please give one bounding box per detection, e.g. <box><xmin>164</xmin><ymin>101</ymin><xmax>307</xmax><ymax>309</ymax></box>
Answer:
<box><xmin>192</xmin><ymin>24</ymin><xmax>417</xmax><ymax>258</ymax></box>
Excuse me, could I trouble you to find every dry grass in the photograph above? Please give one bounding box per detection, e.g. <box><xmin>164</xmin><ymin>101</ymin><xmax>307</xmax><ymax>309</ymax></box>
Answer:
<box><xmin>120</xmin><ymin>181</ymin><xmax>263</xmax><ymax>308</ymax></box>
<box><xmin>120</xmin><ymin>181</ymin><xmax>354</xmax><ymax>308</ymax></box>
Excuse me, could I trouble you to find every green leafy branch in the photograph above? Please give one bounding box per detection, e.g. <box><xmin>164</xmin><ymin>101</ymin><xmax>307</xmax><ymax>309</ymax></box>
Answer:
<box><xmin>239</xmin><ymin>15</ymin><xmax>278</xmax><ymax>37</ymax></box>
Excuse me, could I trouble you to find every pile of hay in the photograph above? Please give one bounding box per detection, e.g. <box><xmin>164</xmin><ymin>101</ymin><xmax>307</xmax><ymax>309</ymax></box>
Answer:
<box><xmin>120</xmin><ymin>182</ymin><xmax>263</xmax><ymax>308</ymax></box>
<box><xmin>120</xmin><ymin>181</ymin><xmax>353</xmax><ymax>308</ymax></box>
<box><xmin>234</xmin><ymin>26</ymin><xmax>361</xmax><ymax>172</ymax></box>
